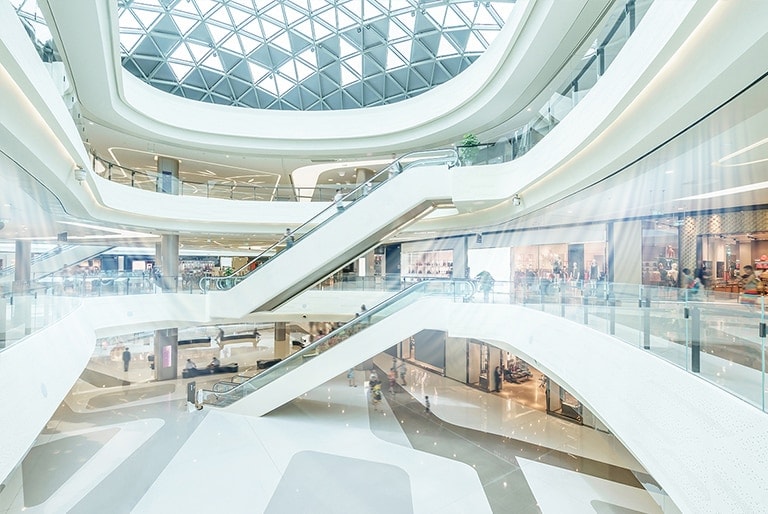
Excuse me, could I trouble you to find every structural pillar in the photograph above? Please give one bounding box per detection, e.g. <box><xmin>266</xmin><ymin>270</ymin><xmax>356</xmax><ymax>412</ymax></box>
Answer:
<box><xmin>355</xmin><ymin>167</ymin><xmax>375</xmax><ymax>185</ymax></box>
<box><xmin>156</xmin><ymin>156</ymin><xmax>180</xmax><ymax>195</ymax></box>
<box><xmin>274</xmin><ymin>322</ymin><xmax>290</xmax><ymax>359</ymax></box>
<box><xmin>154</xmin><ymin>328</ymin><xmax>179</xmax><ymax>381</ymax></box>
<box><xmin>12</xmin><ymin>240</ymin><xmax>31</xmax><ymax>294</ymax></box>
<box><xmin>12</xmin><ymin>241</ymin><xmax>32</xmax><ymax>336</ymax></box>
<box><xmin>158</xmin><ymin>234</ymin><xmax>180</xmax><ymax>292</ymax></box>
<box><xmin>154</xmin><ymin>157</ymin><xmax>180</xmax><ymax>380</ymax></box>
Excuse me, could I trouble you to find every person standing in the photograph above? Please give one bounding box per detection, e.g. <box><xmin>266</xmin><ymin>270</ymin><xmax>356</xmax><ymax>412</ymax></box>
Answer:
<box><xmin>284</xmin><ymin>228</ymin><xmax>294</xmax><ymax>249</ymax></box>
<box><xmin>333</xmin><ymin>189</ymin><xmax>344</xmax><ymax>212</ymax></box>
<box><xmin>122</xmin><ymin>347</ymin><xmax>131</xmax><ymax>372</ymax></box>
<box><xmin>424</xmin><ymin>395</ymin><xmax>431</xmax><ymax>414</ymax></box>
<box><xmin>347</xmin><ymin>368</ymin><xmax>357</xmax><ymax>387</ymax></box>
<box><xmin>475</xmin><ymin>270</ymin><xmax>495</xmax><ymax>302</ymax></box>
<box><xmin>493</xmin><ymin>366</ymin><xmax>502</xmax><ymax>392</ymax></box>
<box><xmin>740</xmin><ymin>265</ymin><xmax>761</xmax><ymax>305</ymax></box>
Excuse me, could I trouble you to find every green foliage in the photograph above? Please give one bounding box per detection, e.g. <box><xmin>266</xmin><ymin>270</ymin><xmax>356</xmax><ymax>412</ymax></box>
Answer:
<box><xmin>461</xmin><ymin>133</ymin><xmax>480</xmax><ymax>146</ymax></box>
<box><xmin>459</xmin><ymin>133</ymin><xmax>480</xmax><ymax>164</ymax></box>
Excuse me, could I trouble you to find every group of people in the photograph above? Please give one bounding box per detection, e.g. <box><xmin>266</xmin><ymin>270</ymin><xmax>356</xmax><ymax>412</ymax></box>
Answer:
<box><xmin>185</xmin><ymin>356</ymin><xmax>220</xmax><ymax>370</ymax></box>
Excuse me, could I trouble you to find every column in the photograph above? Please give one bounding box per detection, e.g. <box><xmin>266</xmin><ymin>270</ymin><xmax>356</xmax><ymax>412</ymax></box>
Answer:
<box><xmin>154</xmin><ymin>157</ymin><xmax>180</xmax><ymax>380</ymax></box>
<box><xmin>274</xmin><ymin>322</ymin><xmax>290</xmax><ymax>359</ymax></box>
<box><xmin>156</xmin><ymin>156</ymin><xmax>179</xmax><ymax>195</ymax></box>
<box><xmin>158</xmin><ymin>234</ymin><xmax>179</xmax><ymax>292</ymax></box>
<box><xmin>12</xmin><ymin>241</ymin><xmax>32</xmax><ymax>336</ymax></box>
<box><xmin>153</xmin><ymin>328</ymin><xmax>179</xmax><ymax>381</ymax></box>
<box><xmin>355</xmin><ymin>167</ymin><xmax>374</xmax><ymax>184</ymax></box>
<box><xmin>12</xmin><ymin>240</ymin><xmax>31</xmax><ymax>294</ymax></box>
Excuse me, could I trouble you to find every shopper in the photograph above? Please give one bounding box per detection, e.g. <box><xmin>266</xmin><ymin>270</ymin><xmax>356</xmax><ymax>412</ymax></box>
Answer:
<box><xmin>122</xmin><ymin>347</ymin><xmax>131</xmax><ymax>372</ymax></box>
<box><xmin>494</xmin><ymin>366</ymin><xmax>502</xmax><ymax>392</ymax></box>
<box><xmin>333</xmin><ymin>188</ymin><xmax>344</xmax><ymax>212</ymax></box>
<box><xmin>347</xmin><ymin>368</ymin><xmax>357</xmax><ymax>387</ymax></box>
<box><xmin>284</xmin><ymin>228</ymin><xmax>294</xmax><ymax>249</ymax></box>
<box><xmin>185</xmin><ymin>358</ymin><xmax>197</xmax><ymax>370</ymax></box>
<box><xmin>424</xmin><ymin>395</ymin><xmax>431</xmax><ymax>414</ymax></box>
<box><xmin>475</xmin><ymin>270</ymin><xmax>495</xmax><ymax>302</ymax></box>
<box><xmin>740</xmin><ymin>265</ymin><xmax>761</xmax><ymax>305</ymax></box>
<box><xmin>680</xmin><ymin>268</ymin><xmax>700</xmax><ymax>299</ymax></box>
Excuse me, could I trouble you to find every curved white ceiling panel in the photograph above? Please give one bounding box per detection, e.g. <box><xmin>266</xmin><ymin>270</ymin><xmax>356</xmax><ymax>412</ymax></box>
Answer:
<box><xmin>39</xmin><ymin>0</ymin><xmax>613</xmax><ymax>157</ymax></box>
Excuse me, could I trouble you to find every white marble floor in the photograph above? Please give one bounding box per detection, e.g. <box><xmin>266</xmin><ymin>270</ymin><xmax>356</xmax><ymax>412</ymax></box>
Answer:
<box><xmin>1</xmin><ymin>350</ymin><xmax>664</xmax><ymax>513</ymax></box>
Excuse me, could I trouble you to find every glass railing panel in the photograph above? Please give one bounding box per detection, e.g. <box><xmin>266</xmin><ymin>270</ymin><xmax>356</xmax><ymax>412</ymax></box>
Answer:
<box><xmin>0</xmin><ymin>293</ymin><xmax>82</xmax><ymax>352</ymax></box>
<box><xmin>469</xmin><ymin>279</ymin><xmax>766</xmax><ymax>412</ymax></box>
<box><xmin>457</xmin><ymin>0</ymin><xmax>655</xmax><ymax>166</ymax></box>
<box><xmin>691</xmin><ymin>295</ymin><xmax>766</xmax><ymax>407</ymax></box>
<box><xmin>201</xmin><ymin>279</ymin><xmax>474</xmax><ymax>405</ymax></box>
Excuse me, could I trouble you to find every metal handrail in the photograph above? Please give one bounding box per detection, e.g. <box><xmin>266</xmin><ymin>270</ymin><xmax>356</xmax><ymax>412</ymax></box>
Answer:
<box><xmin>198</xmin><ymin>148</ymin><xmax>459</xmax><ymax>292</ymax></box>
<box><xmin>201</xmin><ymin>278</ymin><xmax>475</xmax><ymax>405</ymax></box>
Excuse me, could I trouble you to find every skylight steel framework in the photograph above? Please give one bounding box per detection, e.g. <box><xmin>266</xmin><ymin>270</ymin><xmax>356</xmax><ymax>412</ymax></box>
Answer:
<box><xmin>116</xmin><ymin>0</ymin><xmax>515</xmax><ymax>110</ymax></box>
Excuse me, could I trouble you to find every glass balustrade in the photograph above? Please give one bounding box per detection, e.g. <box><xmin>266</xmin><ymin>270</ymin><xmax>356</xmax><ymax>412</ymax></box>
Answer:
<box><xmin>457</xmin><ymin>0</ymin><xmax>654</xmax><ymax>166</ymax></box>
<box><xmin>199</xmin><ymin>278</ymin><xmax>475</xmax><ymax>406</ymax></box>
<box><xmin>0</xmin><ymin>293</ymin><xmax>82</xmax><ymax>352</ymax></box>
<box><xmin>475</xmin><ymin>279</ymin><xmax>768</xmax><ymax>412</ymax></box>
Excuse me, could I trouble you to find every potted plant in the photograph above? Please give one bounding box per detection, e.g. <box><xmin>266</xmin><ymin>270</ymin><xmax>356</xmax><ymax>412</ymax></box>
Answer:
<box><xmin>459</xmin><ymin>133</ymin><xmax>480</xmax><ymax>165</ymax></box>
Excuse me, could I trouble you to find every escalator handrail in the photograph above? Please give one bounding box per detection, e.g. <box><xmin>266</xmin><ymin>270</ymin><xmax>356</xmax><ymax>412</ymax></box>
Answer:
<box><xmin>202</xmin><ymin>278</ymin><xmax>474</xmax><ymax>402</ymax></box>
<box><xmin>199</xmin><ymin>148</ymin><xmax>459</xmax><ymax>292</ymax></box>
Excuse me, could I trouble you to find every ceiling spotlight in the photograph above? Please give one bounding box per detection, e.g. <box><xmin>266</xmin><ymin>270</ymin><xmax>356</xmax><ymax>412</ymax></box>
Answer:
<box><xmin>512</xmin><ymin>194</ymin><xmax>521</xmax><ymax>206</ymax></box>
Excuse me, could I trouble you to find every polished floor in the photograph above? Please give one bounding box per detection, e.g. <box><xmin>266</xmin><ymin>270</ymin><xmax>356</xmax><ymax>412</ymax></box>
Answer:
<box><xmin>0</xmin><ymin>338</ymin><xmax>667</xmax><ymax>513</ymax></box>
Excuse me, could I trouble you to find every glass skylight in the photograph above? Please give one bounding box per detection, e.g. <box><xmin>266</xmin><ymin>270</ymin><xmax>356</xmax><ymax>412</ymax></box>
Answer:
<box><xmin>15</xmin><ymin>0</ymin><xmax>514</xmax><ymax>110</ymax></box>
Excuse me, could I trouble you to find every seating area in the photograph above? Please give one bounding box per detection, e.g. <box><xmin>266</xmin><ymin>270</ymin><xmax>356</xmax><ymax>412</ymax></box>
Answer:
<box><xmin>181</xmin><ymin>363</ymin><xmax>238</xmax><ymax>379</ymax></box>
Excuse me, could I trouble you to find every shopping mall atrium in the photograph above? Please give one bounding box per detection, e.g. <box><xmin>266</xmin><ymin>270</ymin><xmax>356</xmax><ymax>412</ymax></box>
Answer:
<box><xmin>1</xmin><ymin>0</ymin><xmax>767</xmax><ymax>512</ymax></box>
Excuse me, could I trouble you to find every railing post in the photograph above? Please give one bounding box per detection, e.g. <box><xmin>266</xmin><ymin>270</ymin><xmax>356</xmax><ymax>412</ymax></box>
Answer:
<box><xmin>560</xmin><ymin>289</ymin><xmax>566</xmax><ymax>318</ymax></box>
<box><xmin>642</xmin><ymin>286</ymin><xmax>651</xmax><ymax>350</ymax></box>
<box><xmin>760</xmin><ymin>319</ymin><xmax>766</xmax><ymax>412</ymax></box>
<box><xmin>691</xmin><ymin>306</ymin><xmax>701</xmax><ymax>373</ymax></box>
<box><xmin>606</xmin><ymin>284</ymin><xmax>616</xmax><ymax>335</ymax></box>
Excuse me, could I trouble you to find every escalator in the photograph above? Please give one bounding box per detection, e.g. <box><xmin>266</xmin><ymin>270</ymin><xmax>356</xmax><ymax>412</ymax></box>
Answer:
<box><xmin>203</xmin><ymin>149</ymin><xmax>458</xmax><ymax>319</ymax></box>
<box><xmin>201</xmin><ymin>278</ymin><xmax>475</xmax><ymax>416</ymax></box>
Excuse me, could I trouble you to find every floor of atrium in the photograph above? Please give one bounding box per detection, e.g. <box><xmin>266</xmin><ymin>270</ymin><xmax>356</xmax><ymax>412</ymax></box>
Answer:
<box><xmin>0</xmin><ymin>333</ymin><xmax>669</xmax><ymax>513</ymax></box>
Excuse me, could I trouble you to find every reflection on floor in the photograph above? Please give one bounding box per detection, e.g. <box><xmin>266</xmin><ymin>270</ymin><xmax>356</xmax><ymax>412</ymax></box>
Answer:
<box><xmin>0</xmin><ymin>346</ymin><xmax>665</xmax><ymax>513</ymax></box>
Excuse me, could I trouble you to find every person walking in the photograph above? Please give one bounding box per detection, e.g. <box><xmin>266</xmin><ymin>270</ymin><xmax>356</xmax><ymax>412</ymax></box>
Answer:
<box><xmin>347</xmin><ymin>368</ymin><xmax>357</xmax><ymax>387</ymax></box>
<box><xmin>397</xmin><ymin>361</ymin><xmax>407</xmax><ymax>386</ymax></box>
<box><xmin>388</xmin><ymin>370</ymin><xmax>397</xmax><ymax>395</ymax></box>
<box><xmin>122</xmin><ymin>347</ymin><xmax>131</xmax><ymax>372</ymax></box>
<box><xmin>494</xmin><ymin>366</ymin><xmax>502</xmax><ymax>392</ymax></box>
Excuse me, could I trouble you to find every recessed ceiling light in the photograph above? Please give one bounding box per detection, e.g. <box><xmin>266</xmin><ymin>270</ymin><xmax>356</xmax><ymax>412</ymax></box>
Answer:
<box><xmin>665</xmin><ymin>169</ymin><xmax>674</xmax><ymax>174</ymax></box>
